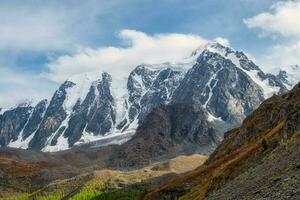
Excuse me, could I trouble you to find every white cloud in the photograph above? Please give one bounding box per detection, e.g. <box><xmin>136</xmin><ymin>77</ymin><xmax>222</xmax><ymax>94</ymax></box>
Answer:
<box><xmin>0</xmin><ymin>68</ymin><xmax>57</xmax><ymax>108</ymax></box>
<box><xmin>245</xmin><ymin>0</ymin><xmax>300</xmax><ymax>70</ymax></box>
<box><xmin>214</xmin><ymin>37</ymin><xmax>230</xmax><ymax>46</ymax></box>
<box><xmin>46</xmin><ymin>29</ymin><xmax>221</xmax><ymax>82</ymax></box>
<box><xmin>257</xmin><ymin>41</ymin><xmax>300</xmax><ymax>71</ymax></box>
<box><xmin>0</xmin><ymin>2</ymin><xmax>73</xmax><ymax>51</ymax></box>
<box><xmin>0</xmin><ymin>9</ymin><xmax>70</xmax><ymax>51</ymax></box>
<box><xmin>244</xmin><ymin>0</ymin><xmax>300</xmax><ymax>38</ymax></box>
<box><xmin>0</xmin><ymin>1</ymin><xmax>121</xmax><ymax>51</ymax></box>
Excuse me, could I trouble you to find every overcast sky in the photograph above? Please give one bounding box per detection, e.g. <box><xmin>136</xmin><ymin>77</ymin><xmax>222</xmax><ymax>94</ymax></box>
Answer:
<box><xmin>0</xmin><ymin>0</ymin><xmax>300</xmax><ymax>108</ymax></box>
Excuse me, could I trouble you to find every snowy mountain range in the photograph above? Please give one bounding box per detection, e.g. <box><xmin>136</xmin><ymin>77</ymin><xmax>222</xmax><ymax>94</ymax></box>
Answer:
<box><xmin>0</xmin><ymin>42</ymin><xmax>299</xmax><ymax>152</ymax></box>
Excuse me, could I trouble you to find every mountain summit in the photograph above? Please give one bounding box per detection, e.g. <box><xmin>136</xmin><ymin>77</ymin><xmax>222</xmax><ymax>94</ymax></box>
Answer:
<box><xmin>0</xmin><ymin>43</ymin><xmax>297</xmax><ymax>151</ymax></box>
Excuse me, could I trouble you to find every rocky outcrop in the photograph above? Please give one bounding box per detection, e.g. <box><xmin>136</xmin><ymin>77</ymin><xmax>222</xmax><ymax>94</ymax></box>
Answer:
<box><xmin>125</xmin><ymin>65</ymin><xmax>184</xmax><ymax>127</ymax></box>
<box><xmin>22</xmin><ymin>100</ymin><xmax>48</xmax><ymax>140</ymax></box>
<box><xmin>0</xmin><ymin>105</ymin><xmax>33</xmax><ymax>147</ymax></box>
<box><xmin>109</xmin><ymin>104</ymin><xmax>217</xmax><ymax>168</ymax></box>
<box><xmin>29</xmin><ymin>81</ymin><xmax>72</xmax><ymax>150</ymax></box>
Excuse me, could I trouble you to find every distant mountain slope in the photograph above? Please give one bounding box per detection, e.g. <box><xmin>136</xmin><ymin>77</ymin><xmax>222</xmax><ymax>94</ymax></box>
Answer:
<box><xmin>144</xmin><ymin>82</ymin><xmax>300</xmax><ymax>200</ymax></box>
<box><xmin>0</xmin><ymin>43</ymin><xmax>293</xmax><ymax>151</ymax></box>
<box><xmin>276</xmin><ymin>65</ymin><xmax>300</xmax><ymax>90</ymax></box>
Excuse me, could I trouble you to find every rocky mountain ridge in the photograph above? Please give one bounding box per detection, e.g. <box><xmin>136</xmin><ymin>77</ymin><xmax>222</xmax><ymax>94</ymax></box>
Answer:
<box><xmin>0</xmin><ymin>42</ymin><xmax>297</xmax><ymax>152</ymax></box>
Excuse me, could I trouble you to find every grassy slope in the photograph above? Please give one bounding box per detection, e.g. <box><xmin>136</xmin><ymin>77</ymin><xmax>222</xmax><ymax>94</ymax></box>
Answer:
<box><xmin>0</xmin><ymin>154</ymin><xmax>207</xmax><ymax>200</ymax></box>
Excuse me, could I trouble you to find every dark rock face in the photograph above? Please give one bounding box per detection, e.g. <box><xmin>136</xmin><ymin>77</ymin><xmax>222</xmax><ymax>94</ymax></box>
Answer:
<box><xmin>276</xmin><ymin>70</ymin><xmax>290</xmax><ymax>86</ymax></box>
<box><xmin>127</xmin><ymin>65</ymin><xmax>159</xmax><ymax>122</ymax></box>
<box><xmin>29</xmin><ymin>72</ymin><xmax>117</xmax><ymax>150</ymax></box>
<box><xmin>63</xmin><ymin>73</ymin><xmax>116</xmax><ymax>147</ymax></box>
<box><xmin>109</xmin><ymin>104</ymin><xmax>217</xmax><ymax>168</ymax></box>
<box><xmin>62</xmin><ymin>83</ymin><xmax>97</xmax><ymax>146</ymax></box>
<box><xmin>22</xmin><ymin>100</ymin><xmax>48</xmax><ymax>140</ymax></box>
<box><xmin>0</xmin><ymin>106</ymin><xmax>33</xmax><ymax>147</ymax></box>
<box><xmin>125</xmin><ymin>65</ymin><xmax>184</xmax><ymax>128</ymax></box>
<box><xmin>28</xmin><ymin>82</ymin><xmax>72</xmax><ymax>150</ymax></box>
<box><xmin>85</xmin><ymin>72</ymin><xmax>115</xmax><ymax>136</ymax></box>
<box><xmin>172</xmin><ymin>49</ymin><xmax>264</xmax><ymax>129</ymax></box>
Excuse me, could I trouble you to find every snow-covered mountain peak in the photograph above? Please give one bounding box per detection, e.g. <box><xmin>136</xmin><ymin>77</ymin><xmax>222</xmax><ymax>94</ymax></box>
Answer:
<box><xmin>202</xmin><ymin>42</ymin><xmax>234</xmax><ymax>57</ymax></box>
<box><xmin>63</xmin><ymin>71</ymin><xmax>104</xmax><ymax>112</ymax></box>
<box><xmin>198</xmin><ymin>43</ymin><xmax>285</xmax><ymax>98</ymax></box>
<box><xmin>189</xmin><ymin>42</ymin><xmax>228</xmax><ymax>58</ymax></box>
<box><xmin>67</xmin><ymin>71</ymin><xmax>103</xmax><ymax>84</ymax></box>
<box><xmin>0</xmin><ymin>44</ymin><xmax>294</xmax><ymax>152</ymax></box>
<box><xmin>16</xmin><ymin>101</ymin><xmax>34</xmax><ymax>108</ymax></box>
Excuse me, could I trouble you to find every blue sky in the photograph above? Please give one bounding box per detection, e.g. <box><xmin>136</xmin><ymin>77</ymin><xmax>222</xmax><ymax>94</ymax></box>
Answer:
<box><xmin>1</xmin><ymin>0</ymin><xmax>300</xmax><ymax>107</ymax></box>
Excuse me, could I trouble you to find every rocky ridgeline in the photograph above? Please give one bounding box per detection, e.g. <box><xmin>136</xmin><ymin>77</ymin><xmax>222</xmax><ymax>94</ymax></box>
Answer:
<box><xmin>0</xmin><ymin>43</ymin><xmax>296</xmax><ymax>152</ymax></box>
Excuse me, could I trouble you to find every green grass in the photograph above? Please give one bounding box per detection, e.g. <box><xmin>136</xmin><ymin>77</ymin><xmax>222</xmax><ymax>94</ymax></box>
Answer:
<box><xmin>1</xmin><ymin>194</ymin><xmax>29</xmax><ymax>200</ymax></box>
<box><xmin>35</xmin><ymin>193</ymin><xmax>62</xmax><ymax>200</ymax></box>
<box><xmin>70</xmin><ymin>191</ymin><xmax>102</xmax><ymax>200</ymax></box>
<box><xmin>94</xmin><ymin>188</ymin><xmax>141</xmax><ymax>200</ymax></box>
<box><xmin>270</xmin><ymin>175</ymin><xmax>281</xmax><ymax>182</ymax></box>
<box><xmin>1</xmin><ymin>187</ymin><xmax>142</xmax><ymax>200</ymax></box>
<box><xmin>0</xmin><ymin>193</ymin><xmax>62</xmax><ymax>200</ymax></box>
<box><xmin>69</xmin><ymin>177</ymin><xmax>105</xmax><ymax>200</ymax></box>
<box><xmin>70</xmin><ymin>181</ymin><xmax>143</xmax><ymax>200</ymax></box>
<box><xmin>2</xmin><ymin>177</ymin><xmax>144</xmax><ymax>200</ymax></box>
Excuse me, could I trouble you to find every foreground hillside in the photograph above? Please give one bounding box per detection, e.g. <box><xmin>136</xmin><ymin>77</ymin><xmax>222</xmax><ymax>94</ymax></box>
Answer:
<box><xmin>144</xmin><ymin>82</ymin><xmax>300</xmax><ymax>200</ymax></box>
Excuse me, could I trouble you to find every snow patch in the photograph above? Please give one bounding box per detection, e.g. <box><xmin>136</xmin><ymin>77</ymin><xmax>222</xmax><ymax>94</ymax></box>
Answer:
<box><xmin>110</xmin><ymin>76</ymin><xmax>128</xmax><ymax>127</ymax></box>
<box><xmin>64</xmin><ymin>71</ymin><xmax>103</xmax><ymax>111</ymax></box>
<box><xmin>207</xmin><ymin>112</ymin><xmax>222</xmax><ymax>122</ymax></box>
<box><xmin>0</xmin><ymin>108</ymin><xmax>7</xmax><ymax>115</ymax></box>
<box><xmin>75</xmin><ymin>127</ymin><xmax>136</xmax><ymax>146</ymax></box>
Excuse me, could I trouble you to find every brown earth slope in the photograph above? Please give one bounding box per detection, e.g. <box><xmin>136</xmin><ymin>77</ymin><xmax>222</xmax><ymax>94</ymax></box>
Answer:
<box><xmin>143</xmin><ymin>82</ymin><xmax>300</xmax><ymax>200</ymax></box>
<box><xmin>0</xmin><ymin>153</ymin><xmax>207</xmax><ymax>198</ymax></box>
